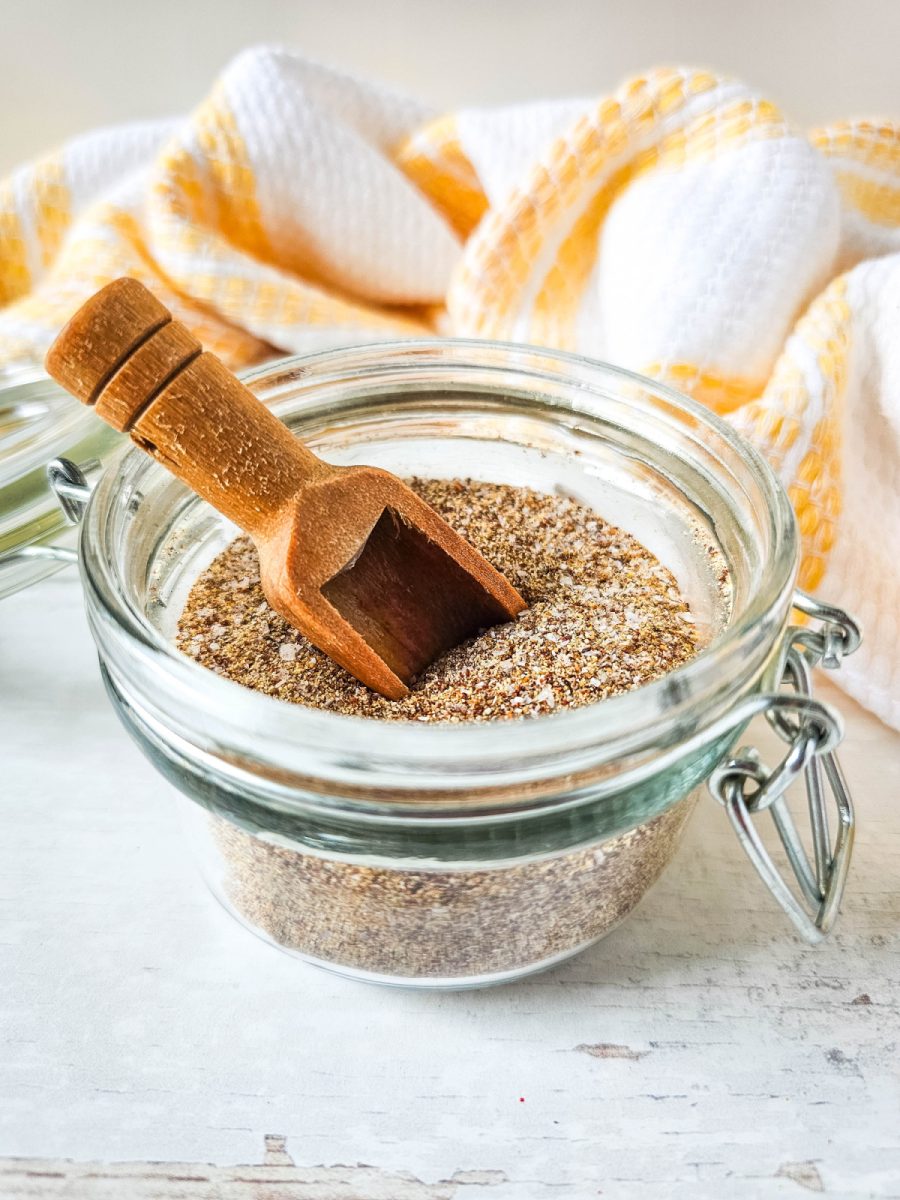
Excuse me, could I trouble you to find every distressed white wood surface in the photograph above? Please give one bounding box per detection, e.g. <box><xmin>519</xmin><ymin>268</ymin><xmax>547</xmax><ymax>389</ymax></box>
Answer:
<box><xmin>1</xmin><ymin>575</ymin><xmax>899</xmax><ymax>1199</ymax></box>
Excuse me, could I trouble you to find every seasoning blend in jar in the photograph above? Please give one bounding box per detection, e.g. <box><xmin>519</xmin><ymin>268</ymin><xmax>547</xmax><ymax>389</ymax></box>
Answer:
<box><xmin>178</xmin><ymin>478</ymin><xmax>704</xmax><ymax>981</ymax></box>
<box><xmin>27</xmin><ymin>342</ymin><xmax>858</xmax><ymax>988</ymax></box>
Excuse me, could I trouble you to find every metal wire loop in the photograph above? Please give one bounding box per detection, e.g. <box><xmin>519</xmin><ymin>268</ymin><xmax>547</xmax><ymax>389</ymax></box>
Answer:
<box><xmin>790</xmin><ymin>589</ymin><xmax>862</xmax><ymax>667</ymax></box>
<box><xmin>47</xmin><ymin>457</ymin><xmax>94</xmax><ymax>525</ymax></box>
<box><xmin>708</xmin><ymin>590</ymin><xmax>860</xmax><ymax>944</ymax></box>
<box><xmin>0</xmin><ymin>457</ymin><xmax>96</xmax><ymax>567</ymax></box>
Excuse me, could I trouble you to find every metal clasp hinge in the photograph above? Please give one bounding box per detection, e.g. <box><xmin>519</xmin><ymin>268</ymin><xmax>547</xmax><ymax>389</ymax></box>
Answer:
<box><xmin>1</xmin><ymin>457</ymin><xmax>93</xmax><ymax>567</ymax></box>
<box><xmin>708</xmin><ymin>591</ymin><xmax>860</xmax><ymax>943</ymax></box>
<box><xmin>47</xmin><ymin>457</ymin><xmax>93</xmax><ymax>525</ymax></box>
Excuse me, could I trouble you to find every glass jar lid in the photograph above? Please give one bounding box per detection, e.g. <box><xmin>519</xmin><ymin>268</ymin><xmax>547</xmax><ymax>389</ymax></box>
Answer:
<box><xmin>0</xmin><ymin>365</ymin><xmax>119</xmax><ymax>597</ymax></box>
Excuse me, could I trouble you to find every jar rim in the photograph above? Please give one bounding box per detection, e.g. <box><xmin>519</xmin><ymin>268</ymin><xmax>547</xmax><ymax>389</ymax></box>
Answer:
<box><xmin>80</xmin><ymin>339</ymin><xmax>798</xmax><ymax>795</ymax></box>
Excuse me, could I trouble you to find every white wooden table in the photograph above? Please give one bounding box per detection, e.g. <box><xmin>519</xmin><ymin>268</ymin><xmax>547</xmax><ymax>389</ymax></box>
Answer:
<box><xmin>2</xmin><ymin>574</ymin><xmax>899</xmax><ymax>1199</ymax></box>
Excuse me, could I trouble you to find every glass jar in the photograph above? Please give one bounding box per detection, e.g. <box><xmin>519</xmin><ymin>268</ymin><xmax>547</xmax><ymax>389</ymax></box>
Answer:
<box><xmin>66</xmin><ymin>341</ymin><xmax>859</xmax><ymax>988</ymax></box>
<box><xmin>0</xmin><ymin>365</ymin><xmax>118</xmax><ymax>596</ymax></box>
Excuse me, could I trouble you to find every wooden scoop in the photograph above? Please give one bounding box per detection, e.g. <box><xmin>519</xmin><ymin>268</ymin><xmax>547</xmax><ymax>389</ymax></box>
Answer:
<box><xmin>46</xmin><ymin>278</ymin><xmax>525</xmax><ymax>699</ymax></box>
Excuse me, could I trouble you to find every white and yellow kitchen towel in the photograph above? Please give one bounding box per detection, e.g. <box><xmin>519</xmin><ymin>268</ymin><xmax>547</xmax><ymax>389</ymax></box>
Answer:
<box><xmin>1</xmin><ymin>48</ymin><xmax>898</xmax><ymax>725</ymax></box>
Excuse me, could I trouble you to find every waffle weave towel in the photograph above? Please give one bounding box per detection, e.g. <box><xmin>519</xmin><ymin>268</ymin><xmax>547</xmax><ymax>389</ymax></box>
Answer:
<box><xmin>1</xmin><ymin>48</ymin><xmax>898</xmax><ymax>725</ymax></box>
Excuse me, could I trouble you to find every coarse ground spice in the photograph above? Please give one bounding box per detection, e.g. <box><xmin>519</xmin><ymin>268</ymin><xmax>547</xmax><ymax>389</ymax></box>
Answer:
<box><xmin>178</xmin><ymin>479</ymin><xmax>705</xmax><ymax>982</ymax></box>
<box><xmin>200</xmin><ymin>795</ymin><xmax>697</xmax><ymax>980</ymax></box>
<box><xmin>177</xmin><ymin>479</ymin><xmax>700</xmax><ymax>720</ymax></box>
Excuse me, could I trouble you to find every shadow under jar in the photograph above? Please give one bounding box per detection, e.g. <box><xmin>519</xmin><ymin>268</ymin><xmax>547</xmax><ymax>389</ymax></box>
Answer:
<box><xmin>77</xmin><ymin>340</ymin><xmax>851</xmax><ymax>988</ymax></box>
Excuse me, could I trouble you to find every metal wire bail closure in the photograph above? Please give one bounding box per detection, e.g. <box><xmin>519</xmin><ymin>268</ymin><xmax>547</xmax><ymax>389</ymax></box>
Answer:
<box><xmin>709</xmin><ymin>591</ymin><xmax>860</xmax><ymax>943</ymax></box>
<box><xmin>47</xmin><ymin>457</ymin><xmax>93</xmax><ymax>525</ymax></box>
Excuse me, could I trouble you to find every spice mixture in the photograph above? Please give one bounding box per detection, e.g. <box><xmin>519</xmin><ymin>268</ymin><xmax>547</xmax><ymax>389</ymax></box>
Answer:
<box><xmin>201</xmin><ymin>795</ymin><xmax>696</xmax><ymax>980</ymax></box>
<box><xmin>178</xmin><ymin>479</ymin><xmax>704</xmax><ymax>982</ymax></box>
<box><xmin>177</xmin><ymin>479</ymin><xmax>700</xmax><ymax>720</ymax></box>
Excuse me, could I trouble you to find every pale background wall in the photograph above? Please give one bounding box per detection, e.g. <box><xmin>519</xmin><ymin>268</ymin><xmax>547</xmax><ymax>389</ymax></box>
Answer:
<box><xmin>1</xmin><ymin>0</ymin><xmax>899</xmax><ymax>175</ymax></box>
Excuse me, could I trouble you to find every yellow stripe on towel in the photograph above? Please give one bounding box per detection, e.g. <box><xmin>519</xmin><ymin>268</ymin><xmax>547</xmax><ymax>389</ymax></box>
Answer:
<box><xmin>396</xmin><ymin>115</ymin><xmax>488</xmax><ymax>239</ymax></box>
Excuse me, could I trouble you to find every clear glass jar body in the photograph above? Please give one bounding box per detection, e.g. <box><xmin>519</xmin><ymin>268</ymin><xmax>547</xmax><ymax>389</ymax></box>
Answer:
<box><xmin>0</xmin><ymin>366</ymin><xmax>118</xmax><ymax>596</ymax></box>
<box><xmin>79</xmin><ymin>341</ymin><xmax>797</xmax><ymax>987</ymax></box>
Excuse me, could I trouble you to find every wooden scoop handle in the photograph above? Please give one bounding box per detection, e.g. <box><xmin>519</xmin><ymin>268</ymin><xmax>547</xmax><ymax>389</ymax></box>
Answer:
<box><xmin>45</xmin><ymin>278</ymin><xmax>326</xmax><ymax>538</ymax></box>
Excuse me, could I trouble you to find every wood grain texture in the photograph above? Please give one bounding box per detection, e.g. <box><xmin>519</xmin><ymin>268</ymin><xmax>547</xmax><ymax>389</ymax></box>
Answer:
<box><xmin>94</xmin><ymin>320</ymin><xmax>201</xmax><ymax>432</ymax></box>
<box><xmin>128</xmin><ymin>349</ymin><xmax>322</xmax><ymax>532</ymax></box>
<box><xmin>0</xmin><ymin>1137</ymin><xmax>503</xmax><ymax>1199</ymax></box>
<box><xmin>44</xmin><ymin>279</ymin><xmax>169</xmax><ymax>404</ymax></box>
<box><xmin>2</xmin><ymin>576</ymin><xmax>899</xmax><ymax>1200</ymax></box>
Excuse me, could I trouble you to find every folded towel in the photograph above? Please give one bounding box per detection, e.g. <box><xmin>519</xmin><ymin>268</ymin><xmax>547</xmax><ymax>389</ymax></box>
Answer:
<box><xmin>1</xmin><ymin>48</ymin><xmax>898</xmax><ymax>726</ymax></box>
